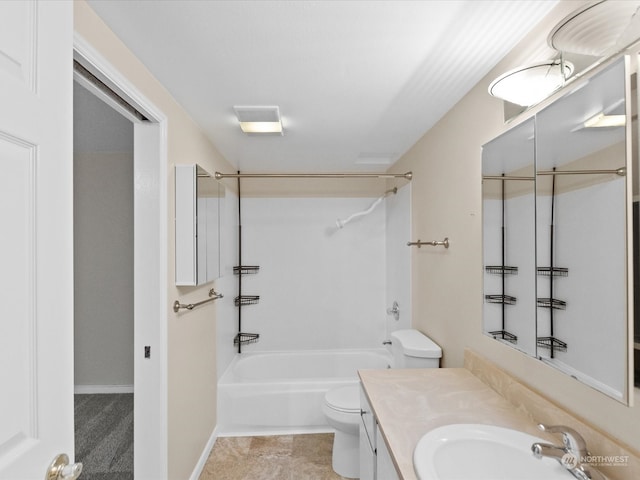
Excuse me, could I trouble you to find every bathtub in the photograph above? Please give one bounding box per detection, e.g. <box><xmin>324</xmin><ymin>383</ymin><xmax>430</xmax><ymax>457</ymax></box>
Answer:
<box><xmin>217</xmin><ymin>349</ymin><xmax>391</xmax><ymax>435</ymax></box>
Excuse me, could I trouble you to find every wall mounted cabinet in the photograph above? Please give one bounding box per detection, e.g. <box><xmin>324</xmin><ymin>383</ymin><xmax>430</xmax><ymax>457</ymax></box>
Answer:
<box><xmin>175</xmin><ymin>164</ymin><xmax>224</xmax><ymax>286</ymax></box>
<box><xmin>482</xmin><ymin>55</ymin><xmax>634</xmax><ymax>404</ymax></box>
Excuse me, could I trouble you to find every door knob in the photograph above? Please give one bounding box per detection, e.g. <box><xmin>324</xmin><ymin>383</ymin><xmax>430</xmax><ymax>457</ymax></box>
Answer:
<box><xmin>45</xmin><ymin>454</ymin><xmax>83</xmax><ymax>480</ymax></box>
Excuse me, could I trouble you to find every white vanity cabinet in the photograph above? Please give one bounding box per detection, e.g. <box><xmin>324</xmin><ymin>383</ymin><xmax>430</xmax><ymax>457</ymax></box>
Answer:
<box><xmin>376</xmin><ymin>428</ymin><xmax>399</xmax><ymax>480</ymax></box>
<box><xmin>360</xmin><ymin>385</ymin><xmax>399</xmax><ymax>480</ymax></box>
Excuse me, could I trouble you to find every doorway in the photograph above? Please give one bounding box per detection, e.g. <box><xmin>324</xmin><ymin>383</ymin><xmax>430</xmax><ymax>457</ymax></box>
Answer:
<box><xmin>73</xmin><ymin>79</ymin><xmax>134</xmax><ymax>477</ymax></box>
<box><xmin>73</xmin><ymin>39</ymin><xmax>169</xmax><ymax>479</ymax></box>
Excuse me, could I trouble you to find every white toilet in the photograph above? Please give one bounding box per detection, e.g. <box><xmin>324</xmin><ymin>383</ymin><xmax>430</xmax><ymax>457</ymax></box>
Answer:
<box><xmin>322</xmin><ymin>329</ymin><xmax>442</xmax><ymax>478</ymax></box>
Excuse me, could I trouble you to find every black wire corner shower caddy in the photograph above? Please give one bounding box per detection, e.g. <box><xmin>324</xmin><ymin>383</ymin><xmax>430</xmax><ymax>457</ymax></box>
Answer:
<box><xmin>234</xmin><ymin>172</ymin><xmax>260</xmax><ymax>352</ymax></box>
<box><xmin>484</xmin><ymin>174</ymin><xmax>518</xmax><ymax>344</ymax></box>
<box><xmin>536</xmin><ymin>168</ymin><xmax>568</xmax><ymax>357</ymax></box>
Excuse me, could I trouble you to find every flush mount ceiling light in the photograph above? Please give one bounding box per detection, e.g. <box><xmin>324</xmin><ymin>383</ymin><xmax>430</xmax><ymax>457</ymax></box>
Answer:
<box><xmin>233</xmin><ymin>105</ymin><xmax>283</xmax><ymax>135</ymax></box>
<box><xmin>548</xmin><ymin>0</ymin><xmax>640</xmax><ymax>58</ymax></box>
<box><xmin>488</xmin><ymin>60</ymin><xmax>574</xmax><ymax>107</ymax></box>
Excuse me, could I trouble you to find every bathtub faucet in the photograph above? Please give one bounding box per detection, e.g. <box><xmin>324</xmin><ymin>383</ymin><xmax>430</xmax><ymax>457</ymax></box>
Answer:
<box><xmin>382</xmin><ymin>340</ymin><xmax>392</xmax><ymax>345</ymax></box>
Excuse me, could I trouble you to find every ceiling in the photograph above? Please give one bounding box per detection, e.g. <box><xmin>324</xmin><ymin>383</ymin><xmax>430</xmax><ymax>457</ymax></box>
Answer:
<box><xmin>86</xmin><ymin>0</ymin><xmax>559</xmax><ymax>173</ymax></box>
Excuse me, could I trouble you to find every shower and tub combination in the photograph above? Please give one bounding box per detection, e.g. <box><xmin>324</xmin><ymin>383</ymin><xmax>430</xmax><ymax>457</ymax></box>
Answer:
<box><xmin>216</xmin><ymin>174</ymin><xmax>414</xmax><ymax>444</ymax></box>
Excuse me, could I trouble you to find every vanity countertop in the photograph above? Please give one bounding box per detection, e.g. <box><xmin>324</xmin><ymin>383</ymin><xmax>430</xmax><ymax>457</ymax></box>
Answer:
<box><xmin>358</xmin><ymin>368</ymin><xmax>555</xmax><ymax>480</ymax></box>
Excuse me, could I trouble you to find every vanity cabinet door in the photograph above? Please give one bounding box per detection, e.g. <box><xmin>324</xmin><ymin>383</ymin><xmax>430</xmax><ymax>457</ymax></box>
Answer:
<box><xmin>360</xmin><ymin>386</ymin><xmax>376</xmax><ymax>480</ymax></box>
<box><xmin>376</xmin><ymin>428</ymin><xmax>399</xmax><ymax>480</ymax></box>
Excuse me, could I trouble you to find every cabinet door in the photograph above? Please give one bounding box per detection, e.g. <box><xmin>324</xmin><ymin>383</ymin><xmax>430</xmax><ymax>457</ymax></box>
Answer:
<box><xmin>376</xmin><ymin>429</ymin><xmax>399</xmax><ymax>480</ymax></box>
<box><xmin>359</xmin><ymin>387</ymin><xmax>376</xmax><ymax>480</ymax></box>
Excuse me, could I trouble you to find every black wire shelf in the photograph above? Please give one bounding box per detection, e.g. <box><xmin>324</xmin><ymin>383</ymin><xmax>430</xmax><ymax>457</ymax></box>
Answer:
<box><xmin>234</xmin><ymin>295</ymin><xmax>260</xmax><ymax>306</ymax></box>
<box><xmin>488</xmin><ymin>330</ymin><xmax>518</xmax><ymax>344</ymax></box>
<box><xmin>537</xmin><ymin>336</ymin><xmax>568</xmax><ymax>352</ymax></box>
<box><xmin>233</xmin><ymin>265</ymin><xmax>260</xmax><ymax>275</ymax></box>
<box><xmin>485</xmin><ymin>265</ymin><xmax>518</xmax><ymax>275</ymax></box>
<box><xmin>485</xmin><ymin>294</ymin><xmax>517</xmax><ymax>305</ymax></box>
<box><xmin>537</xmin><ymin>267</ymin><xmax>568</xmax><ymax>277</ymax></box>
<box><xmin>234</xmin><ymin>332</ymin><xmax>260</xmax><ymax>346</ymax></box>
<box><xmin>537</xmin><ymin>298</ymin><xmax>567</xmax><ymax>310</ymax></box>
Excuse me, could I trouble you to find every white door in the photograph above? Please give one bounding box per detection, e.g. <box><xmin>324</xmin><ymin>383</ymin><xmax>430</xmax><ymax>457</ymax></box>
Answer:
<box><xmin>0</xmin><ymin>1</ymin><xmax>77</xmax><ymax>479</ymax></box>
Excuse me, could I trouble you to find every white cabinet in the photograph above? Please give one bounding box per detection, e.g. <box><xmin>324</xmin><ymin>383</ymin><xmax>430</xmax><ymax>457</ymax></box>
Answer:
<box><xmin>360</xmin><ymin>384</ymin><xmax>399</xmax><ymax>480</ymax></box>
<box><xmin>360</xmin><ymin>386</ymin><xmax>376</xmax><ymax>480</ymax></box>
<box><xmin>175</xmin><ymin>164</ymin><xmax>224</xmax><ymax>285</ymax></box>
<box><xmin>376</xmin><ymin>428</ymin><xmax>399</xmax><ymax>480</ymax></box>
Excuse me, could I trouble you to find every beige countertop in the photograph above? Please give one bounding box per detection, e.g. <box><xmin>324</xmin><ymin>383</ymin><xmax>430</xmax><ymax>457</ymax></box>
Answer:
<box><xmin>358</xmin><ymin>368</ymin><xmax>557</xmax><ymax>480</ymax></box>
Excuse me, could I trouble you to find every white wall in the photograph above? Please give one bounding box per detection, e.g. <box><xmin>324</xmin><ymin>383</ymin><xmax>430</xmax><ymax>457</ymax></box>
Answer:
<box><xmin>385</xmin><ymin>184</ymin><xmax>412</xmax><ymax>334</ymax></box>
<box><xmin>239</xmin><ymin>197</ymin><xmax>387</xmax><ymax>351</ymax></box>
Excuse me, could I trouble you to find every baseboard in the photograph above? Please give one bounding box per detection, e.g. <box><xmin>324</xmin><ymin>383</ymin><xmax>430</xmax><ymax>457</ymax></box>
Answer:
<box><xmin>189</xmin><ymin>426</ymin><xmax>219</xmax><ymax>480</ymax></box>
<box><xmin>74</xmin><ymin>384</ymin><xmax>134</xmax><ymax>394</ymax></box>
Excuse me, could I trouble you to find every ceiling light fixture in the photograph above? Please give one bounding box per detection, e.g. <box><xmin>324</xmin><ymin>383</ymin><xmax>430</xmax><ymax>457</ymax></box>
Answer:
<box><xmin>583</xmin><ymin>112</ymin><xmax>626</xmax><ymax>128</ymax></box>
<box><xmin>488</xmin><ymin>60</ymin><xmax>574</xmax><ymax>107</ymax></box>
<box><xmin>548</xmin><ymin>0</ymin><xmax>640</xmax><ymax>58</ymax></box>
<box><xmin>233</xmin><ymin>105</ymin><xmax>283</xmax><ymax>135</ymax></box>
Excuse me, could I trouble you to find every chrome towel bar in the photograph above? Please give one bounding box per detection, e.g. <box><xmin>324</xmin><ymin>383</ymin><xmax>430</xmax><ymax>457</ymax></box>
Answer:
<box><xmin>407</xmin><ymin>238</ymin><xmax>449</xmax><ymax>249</ymax></box>
<box><xmin>173</xmin><ymin>289</ymin><xmax>223</xmax><ymax>313</ymax></box>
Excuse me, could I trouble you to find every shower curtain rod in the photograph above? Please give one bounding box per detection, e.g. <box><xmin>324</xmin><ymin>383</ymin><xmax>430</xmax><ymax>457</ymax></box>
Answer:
<box><xmin>214</xmin><ymin>171</ymin><xmax>413</xmax><ymax>180</ymax></box>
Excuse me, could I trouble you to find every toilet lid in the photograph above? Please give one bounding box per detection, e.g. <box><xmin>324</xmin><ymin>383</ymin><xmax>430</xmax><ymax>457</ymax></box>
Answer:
<box><xmin>325</xmin><ymin>385</ymin><xmax>360</xmax><ymax>413</ymax></box>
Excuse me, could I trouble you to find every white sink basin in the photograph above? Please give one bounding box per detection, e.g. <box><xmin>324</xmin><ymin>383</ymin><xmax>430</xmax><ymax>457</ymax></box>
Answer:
<box><xmin>413</xmin><ymin>424</ymin><xmax>575</xmax><ymax>480</ymax></box>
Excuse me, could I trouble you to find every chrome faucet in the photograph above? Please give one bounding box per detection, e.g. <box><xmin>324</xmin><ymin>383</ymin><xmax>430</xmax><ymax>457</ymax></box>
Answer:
<box><xmin>386</xmin><ymin>301</ymin><xmax>400</xmax><ymax>321</ymax></box>
<box><xmin>531</xmin><ymin>424</ymin><xmax>607</xmax><ymax>480</ymax></box>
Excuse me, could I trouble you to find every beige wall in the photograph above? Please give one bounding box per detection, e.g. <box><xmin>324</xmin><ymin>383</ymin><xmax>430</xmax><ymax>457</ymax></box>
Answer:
<box><xmin>394</xmin><ymin>1</ymin><xmax>640</xmax><ymax>455</ymax></box>
<box><xmin>75</xmin><ymin>2</ymin><xmax>236</xmax><ymax>478</ymax></box>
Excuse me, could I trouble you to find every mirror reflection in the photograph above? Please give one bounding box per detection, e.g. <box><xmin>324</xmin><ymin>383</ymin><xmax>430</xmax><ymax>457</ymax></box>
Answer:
<box><xmin>482</xmin><ymin>118</ymin><xmax>537</xmax><ymax>356</ymax></box>
<box><xmin>535</xmin><ymin>57</ymin><xmax>629</xmax><ymax>401</ymax></box>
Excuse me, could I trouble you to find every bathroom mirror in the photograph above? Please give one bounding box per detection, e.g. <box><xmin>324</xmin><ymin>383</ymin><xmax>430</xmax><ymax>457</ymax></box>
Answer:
<box><xmin>535</xmin><ymin>57</ymin><xmax>631</xmax><ymax>403</ymax></box>
<box><xmin>175</xmin><ymin>164</ymin><xmax>224</xmax><ymax>286</ymax></box>
<box><xmin>482</xmin><ymin>56</ymin><xmax>634</xmax><ymax>404</ymax></box>
<box><xmin>482</xmin><ymin>118</ymin><xmax>537</xmax><ymax>356</ymax></box>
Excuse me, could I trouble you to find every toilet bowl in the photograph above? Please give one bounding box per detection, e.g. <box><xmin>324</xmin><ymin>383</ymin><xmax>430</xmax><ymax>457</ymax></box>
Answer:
<box><xmin>322</xmin><ymin>384</ymin><xmax>361</xmax><ymax>479</ymax></box>
<box><xmin>323</xmin><ymin>329</ymin><xmax>442</xmax><ymax>478</ymax></box>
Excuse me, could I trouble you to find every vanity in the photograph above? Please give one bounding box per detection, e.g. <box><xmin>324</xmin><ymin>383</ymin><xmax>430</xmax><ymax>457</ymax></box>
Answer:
<box><xmin>359</xmin><ymin>350</ymin><xmax>640</xmax><ymax>480</ymax></box>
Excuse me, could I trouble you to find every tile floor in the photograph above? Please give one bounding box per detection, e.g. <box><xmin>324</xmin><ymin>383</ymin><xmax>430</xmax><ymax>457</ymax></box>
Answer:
<box><xmin>199</xmin><ymin>433</ymin><xmax>351</xmax><ymax>480</ymax></box>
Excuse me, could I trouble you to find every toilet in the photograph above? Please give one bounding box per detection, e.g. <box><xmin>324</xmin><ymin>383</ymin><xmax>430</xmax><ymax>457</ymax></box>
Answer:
<box><xmin>322</xmin><ymin>329</ymin><xmax>442</xmax><ymax>478</ymax></box>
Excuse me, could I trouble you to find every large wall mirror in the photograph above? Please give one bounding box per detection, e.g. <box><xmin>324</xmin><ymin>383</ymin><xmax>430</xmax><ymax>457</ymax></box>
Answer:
<box><xmin>482</xmin><ymin>56</ymin><xmax>634</xmax><ymax>404</ymax></box>
<box><xmin>175</xmin><ymin>164</ymin><xmax>225</xmax><ymax>286</ymax></box>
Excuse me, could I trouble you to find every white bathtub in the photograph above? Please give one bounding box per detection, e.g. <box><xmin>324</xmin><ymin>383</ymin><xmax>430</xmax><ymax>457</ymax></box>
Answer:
<box><xmin>217</xmin><ymin>349</ymin><xmax>391</xmax><ymax>435</ymax></box>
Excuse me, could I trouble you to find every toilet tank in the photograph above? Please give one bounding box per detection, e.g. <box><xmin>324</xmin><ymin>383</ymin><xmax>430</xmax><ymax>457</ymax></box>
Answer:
<box><xmin>390</xmin><ymin>329</ymin><xmax>442</xmax><ymax>368</ymax></box>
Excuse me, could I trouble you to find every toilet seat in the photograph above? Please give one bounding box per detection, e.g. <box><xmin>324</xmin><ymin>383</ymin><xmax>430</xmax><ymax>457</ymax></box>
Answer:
<box><xmin>324</xmin><ymin>385</ymin><xmax>360</xmax><ymax>414</ymax></box>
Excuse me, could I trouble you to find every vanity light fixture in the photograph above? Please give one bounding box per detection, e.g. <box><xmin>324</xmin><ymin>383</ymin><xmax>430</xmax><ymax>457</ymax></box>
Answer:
<box><xmin>583</xmin><ymin>112</ymin><xmax>626</xmax><ymax>128</ymax></box>
<box><xmin>233</xmin><ymin>105</ymin><xmax>283</xmax><ymax>135</ymax></box>
<box><xmin>488</xmin><ymin>60</ymin><xmax>574</xmax><ymax>107</ymax></box>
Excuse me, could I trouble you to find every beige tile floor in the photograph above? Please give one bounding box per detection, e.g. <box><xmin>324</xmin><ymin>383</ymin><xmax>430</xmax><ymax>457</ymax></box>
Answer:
<box><xmin>199</xmin><ymin>433</ymin><xmax>351</xmax><ymax>480</ymax></box>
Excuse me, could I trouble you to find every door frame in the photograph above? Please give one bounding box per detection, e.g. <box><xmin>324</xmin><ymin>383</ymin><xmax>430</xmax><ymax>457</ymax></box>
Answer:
<box><xmin>73</xmin><ymin>33</ymin><xmax>168</xmax><ymax>479</ymax></box>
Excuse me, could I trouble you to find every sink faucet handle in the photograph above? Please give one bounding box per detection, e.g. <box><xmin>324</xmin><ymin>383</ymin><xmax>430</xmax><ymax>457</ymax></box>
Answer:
<box><xmin>538</xmin><ymin>424</ymin><xmax>589</xmax><ymax>457</ymax></box>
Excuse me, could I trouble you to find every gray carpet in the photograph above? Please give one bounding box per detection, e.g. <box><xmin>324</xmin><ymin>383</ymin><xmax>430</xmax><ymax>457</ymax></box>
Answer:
<box><xmin>74</xmin><ymin>393</ymin><xmax>133</xmax><ymax>480</ymax></box>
